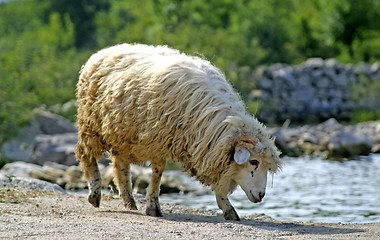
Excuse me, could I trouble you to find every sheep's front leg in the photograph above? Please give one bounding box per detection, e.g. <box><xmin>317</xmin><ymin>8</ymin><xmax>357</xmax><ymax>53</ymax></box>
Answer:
<box><xmin>146</xmin><ymin>160</ymin><xmax>165</xmax><ymax>217</ymax></box>
<box><xmin>112</xmin><ymin>156</ymin><xmax>137</xmax><ymax>210</ymax></box>
<box><xmin>80</xmin><ymin>157</ymin><xmax>102</xmax><ymax>208</ymax></box>
<box><xmin>216</xmin><ymin>194</ymin><xmax>240</xmax><ymax>221</ymax></box>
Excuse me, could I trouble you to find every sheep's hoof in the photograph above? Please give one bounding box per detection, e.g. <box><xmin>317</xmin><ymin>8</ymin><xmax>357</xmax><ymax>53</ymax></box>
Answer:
<box><xmin>124</xmin><ymin>199</ymin><xmax>138</xmax><ymax>210</ymax></box>
<box><xmin>223</xmin><ymin>208</ymin><xmax>240</xmax><ymax>221</ymax></box>
<box><xmin>146</xmin><ymin>204</ymin><xmax>163</xmax><ymax>217</ymax></box>
<box><xmin>88</xmin><ymin>192</ymin><xmax>101</xmax><ymax>208</ymax></box>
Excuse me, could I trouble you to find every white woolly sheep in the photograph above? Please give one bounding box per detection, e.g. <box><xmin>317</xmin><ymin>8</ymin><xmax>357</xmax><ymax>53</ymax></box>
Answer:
<box><xmin>75</xmin><ymin>43</ymin><xmax>282</xmax><ymax>220</ymax></box>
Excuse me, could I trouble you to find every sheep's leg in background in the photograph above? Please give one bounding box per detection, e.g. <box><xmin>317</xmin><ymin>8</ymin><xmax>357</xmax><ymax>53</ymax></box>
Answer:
<box><xmin>112</xmin><ymin>155</ymin><xmax>137</xmax><ymax>210</ymax></box>
<box><xmin>146</xmin><ymin>160</ymin><xmax>166</xmax><ymax>217</ymax></box>
<box><xmin>79</xmin><ymin>156</ymin><xmax>102</xmax><ymax>208</ymax></box>
<box><xmin>216</xmin><ymin>194</ymin><xmax>240</xmax><ymax>220</ymax></box>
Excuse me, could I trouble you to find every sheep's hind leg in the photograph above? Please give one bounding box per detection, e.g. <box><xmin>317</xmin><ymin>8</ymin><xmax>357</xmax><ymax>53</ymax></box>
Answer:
<box><xmin>112</xmin><ymin>156</ymin><xmax>137</xmax><ymax>210</ymax></box>
<box><xmin>146</xmin><ymin>160</ymin><xmax>165</xmax><ymax>217</ymax></box>
<box><xmin>216</xmin><ymin>194</ymin><xmax>240</xmax><ymax>220</ymax></box>
<box><xmin>80</xmin><ymin>157</ymin><xmax>102</xmax><ymax>208</ymax></box>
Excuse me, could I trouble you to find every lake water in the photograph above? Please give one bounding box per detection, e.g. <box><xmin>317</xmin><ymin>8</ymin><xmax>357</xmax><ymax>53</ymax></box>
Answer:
<box><xmin>160</xmin><ymin>154</ymin><xmax>380</xmax><ymax>223</ymax></box>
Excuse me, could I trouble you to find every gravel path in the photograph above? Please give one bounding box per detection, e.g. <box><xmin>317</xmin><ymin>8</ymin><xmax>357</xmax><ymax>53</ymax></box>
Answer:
<box><xmin>1</xmin><ymin>189</ymin><xmax>379</xmax><ymax>239</ymax></box>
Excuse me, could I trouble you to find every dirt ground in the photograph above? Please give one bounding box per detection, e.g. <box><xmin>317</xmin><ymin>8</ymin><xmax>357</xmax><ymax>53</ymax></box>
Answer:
<box><xmin>0</xmin><ymin>188</ymin><xmax>379</xmax><ymax>240</ymax></box>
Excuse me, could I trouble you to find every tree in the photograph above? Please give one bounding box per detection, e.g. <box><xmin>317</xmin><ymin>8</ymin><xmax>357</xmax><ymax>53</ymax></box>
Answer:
<box><xmin>333</xmin><ymin>0</ymin><xmax>380</xmax><ymax>62</ymax></box>
<box><xmin>47</xmin><ymin>0</ymin><xmax>110</xmax><ymax>48</ymax></box>
<box><xmin>0</xmin><ymin>0</ymin><xmax>86</xmax><ymax>143</ymax></box>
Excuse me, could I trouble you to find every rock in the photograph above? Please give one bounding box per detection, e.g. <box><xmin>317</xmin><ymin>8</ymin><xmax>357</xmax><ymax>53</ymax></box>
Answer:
<box><xmin>30</xmin><ymin>165</ymin><xmax>67</xmax><ymax>184</ymax></box>
<box><xmin>356</xmin><ymin>62</ymin><xmax>372</xmax><ymax>78</ymax></box>
<box><xmin>328</xmin><ymin>132</ymin><xmax>372</xmax><ymax>157</ymax></box>
<box><xmin>0</xmin><ymin>173</ymin><xmax>66</xmax><ymax>193</ymax></box>
<box><xmin>130</xmin><ymin>165</ymin><xmax>194</xmax><ymax>195</ymax></box>
<box><xmin>295</xmin><ymin>89</ymin><xmax>313</xmax><ymax>103</ymax></box>
<box><xmin>257</xmin><ymin>77</ymin><xmax>272</xmax><ymax>90</ymax></box>
<box><xmin>1</xmin><ymin>122</ymin><xmax>41</xmax><ymax>163</ymax></box>
<box><xmin>274</xmin><ymin>68</ymin><xmax>296</xmax><ymax>88</ymax></box>
<box><xmin>1</xmin><ymin>109</ymin><xmax>76</xmax><ymax>163</ymax></box>
<box><xmin>370</xmin><ymin>62</ymin><xmax>380</xmax><ymax>80</ymax></box>
<box><xmin>305</xmin><ymin>58</ymin><xmax>324</xmax><ymax>67</ymax></box>
<box><xmin>1</xmin><ymin>161</ymin><xmax>72</xmax><ymax>188</ymax></box>
<box><xmin>271</xmin><ymin>119</ymin><xmax>379</xmax><ymax>158</ymax></box>
<box><xmin>1</xmin><ymin>161</ymin><xmax>77</xmax><ymax>189</ymax></box>
<box><xmin>271</xmin><ymin>128</ymin><xmax>290</xmax><ymax>150</ymax></box>
<box><xmin>44</xmin><ymin>161</ymin><xmax>70</xmax><ymax>172</ymax></box>
<box><xmin>0</xmin><ymin>161</ymin><xmax>44</xmax><ymax>178</ymax></box>
<box><xmin>31</xmin><ymin>133</ymin><xmax>77</xmax><ymax>165</ymax></box>
<box><xmin>101</xmin><ymin>165</ymin><xmax>115</xmax><ymax>189</ymax></box>
<box><xmin>299</xmin><ymin>132</ymin><xmax>318</xmax><ymax>145</ymax></box>
<box><xmin>32</xmin><ymin>109</ymin><xmax>77</xmax><ymax>134</ymax></box>
<box><xmin>325</xmin><ymin>58</ymin><xmax>342</xmax><ymax>69</ymax></box>
<box><xmin>316</xmin><ymin>76</ymin><xmax>330</xmax><ymax>88</ymax></box>
<box><xmin>372</xmin><ymin>144</ymin><xmax>380</xmax><ymax>153</ymax></box>
<box><xmin>58</xmin><ymin>165</ymin><xmax>87</xmax><ymax>190</ymax></box>
<box><xmin>254</xmin><ymin>58</ymin><xmax>379</xmax><ymax>123</ymax></box>
<box><xmin>0</xmin><ymin>161</ymin><xmax>196</xmax><ymax>194</ymax></box>
<box><xmin>320</xmin><ymin>118</ymin><xmax>342</xmax><ymax>130</ymax></box>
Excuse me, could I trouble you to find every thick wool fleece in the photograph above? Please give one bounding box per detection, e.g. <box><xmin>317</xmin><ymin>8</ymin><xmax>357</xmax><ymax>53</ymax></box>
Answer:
<box><xmin>75</xmin><ymin>43</ymin><xmax>281</xmax><ymax>195</ymax></box>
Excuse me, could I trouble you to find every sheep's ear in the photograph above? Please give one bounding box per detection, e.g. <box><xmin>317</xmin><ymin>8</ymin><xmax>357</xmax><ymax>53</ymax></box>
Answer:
<box><xmin>234</xmin><ymin>146</ymin><xmax>250</xmax><ymax>165</ymax></box>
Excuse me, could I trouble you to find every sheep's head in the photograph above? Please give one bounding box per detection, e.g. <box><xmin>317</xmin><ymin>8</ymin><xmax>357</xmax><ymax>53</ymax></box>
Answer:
<box><xmin>230</xmin><ymin>134</ymin><xmax>281</xmax><ymax>203</ymax></box>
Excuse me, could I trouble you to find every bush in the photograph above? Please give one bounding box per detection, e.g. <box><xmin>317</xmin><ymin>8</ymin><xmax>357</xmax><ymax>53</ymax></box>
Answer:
<box><xmin>350</xmin><ymin>110</ymin><xmax>380</xmax><ymax>123</ymax></box>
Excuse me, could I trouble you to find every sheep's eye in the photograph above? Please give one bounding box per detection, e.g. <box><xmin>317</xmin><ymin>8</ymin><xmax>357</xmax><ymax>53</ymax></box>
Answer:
<box><xmin>249</xmin><ymin>159</ymin><xmax>259</xmax><ymax>167</ymax></box>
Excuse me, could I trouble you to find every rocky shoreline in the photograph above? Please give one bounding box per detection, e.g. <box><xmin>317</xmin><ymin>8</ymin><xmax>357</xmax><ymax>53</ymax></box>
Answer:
<box><xmin>0</xmin><ymin>160</ymin><xmax>195</xmax><ymax>195</ymax></box>
<box><xmin>271</xmin><ymin>118</ymin><xmax>380</xmax><ymax>158</ymax></box>
<box><xmin>2</xmin><ymin>110</ymin><xmax>379</xmax><ymax>164</ymax></box>
<box><xmin>1</xmin><ymin>110</ymin><xmax>379</xmax><ymax>193</ymax></box>
<box><xmin>1</xmin><ymin>110</ymin><xmax>380</xmax><ymax>239</ymax></box>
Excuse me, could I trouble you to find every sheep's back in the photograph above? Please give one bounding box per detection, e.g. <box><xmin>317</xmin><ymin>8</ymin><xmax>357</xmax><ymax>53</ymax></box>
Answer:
<box><xmin>77</xmin><ymin>44</ymin><xmax>243</xmax><ymax>164</ymax></box>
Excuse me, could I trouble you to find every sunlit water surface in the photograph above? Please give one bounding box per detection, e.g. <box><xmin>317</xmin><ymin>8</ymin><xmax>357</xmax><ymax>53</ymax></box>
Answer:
<box><xmin>160</xmin><ymin>154</ymin><xmax>380</xmax><ymax>223</ymax></box>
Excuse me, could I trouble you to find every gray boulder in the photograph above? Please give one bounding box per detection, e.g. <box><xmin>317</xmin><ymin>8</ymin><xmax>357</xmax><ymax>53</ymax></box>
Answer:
<box><xmin>328</xmin><ymin>132</ymin><xmax>373</xmax><ymax>157</ymax></box>
<box><xmin>31</xmin><ymin>133</ymin><xmax>77</xmax><ymax>165</ymax></box>
<box><xmin>0</xmin><ymin>161</ymin><xmax>44</xmax><ymax>177</ymax></box>
<box><xmin>1</xmin><ymin>109</ymin><xmax>77</xmax><ymax>164</ymax></box>
<box><xmin>0</xmin><ymin>173</ymin><xmax>66</xmax><ymax>193</ymax></box>
<box><xmin>32</xmin><ymin>109</ymin><xmax>77</xmax><ymax>134</ymax></box>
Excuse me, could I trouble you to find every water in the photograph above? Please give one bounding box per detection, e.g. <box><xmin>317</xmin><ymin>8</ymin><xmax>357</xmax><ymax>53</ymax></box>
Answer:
<box><xmin>160</xmin><ymin>154</ymin><xmax>380</xmax><ymax>223</ymax></box>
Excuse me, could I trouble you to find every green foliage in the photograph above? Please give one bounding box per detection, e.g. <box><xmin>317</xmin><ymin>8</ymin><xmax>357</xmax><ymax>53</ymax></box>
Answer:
<box><xmin>331</xmin><ymin>0</ymin><xmax>380</xmax><ymax>62</ymax></box>
<box><xmin>350</xmin><ymin>110</ymin><xmax>380</xmax><ymax>123</ymax></box>
<box><xmin>0</xmin><ymin>0</ymin><xmax>89</xmax><ymax>143</ymax></box>
<box><xmin>1</xmin><ymin>0</ymin><xmax>380</xmax><ymax>144</ymax></box>
<box><xmin>350</xmin><ymin>74</ymin><xmax>380</xmax><ymax>121</ymax></box>
<box><xmin>47</xmin><ymin>0</ymin><xmax>111</xmax><ymax>48</ymax></box>
<box><xmin>349</xmin><ymin>71</ymin><xmax>380</xmax><ymax>123</ymax></box>
<box><xmin>246</xmin><ymin>101</ymin><xmax>262</xmax><ymax>116</ymax></box>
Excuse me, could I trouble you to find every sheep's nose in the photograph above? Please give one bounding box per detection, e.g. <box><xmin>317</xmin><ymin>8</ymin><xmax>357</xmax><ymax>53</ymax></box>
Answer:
<box><xmin>258</xmin><ymin>192</ymin><xmax>265</xmax><ymax>201</ymax></box>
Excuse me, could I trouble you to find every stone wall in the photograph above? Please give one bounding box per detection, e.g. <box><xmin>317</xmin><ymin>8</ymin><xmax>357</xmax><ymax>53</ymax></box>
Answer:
<box><xmin>250</xmin><ymin>58</ymin><xmax>380</xmax><ymax>123</ymax></box>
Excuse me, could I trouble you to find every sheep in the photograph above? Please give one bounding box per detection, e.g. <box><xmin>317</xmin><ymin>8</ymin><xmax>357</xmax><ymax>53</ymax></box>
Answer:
<box><xmin>75</xmin><ymin>43</ymin><xmax>282</xmax><ymax>220</ymax></box>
